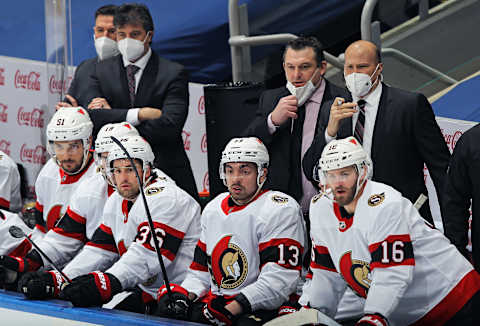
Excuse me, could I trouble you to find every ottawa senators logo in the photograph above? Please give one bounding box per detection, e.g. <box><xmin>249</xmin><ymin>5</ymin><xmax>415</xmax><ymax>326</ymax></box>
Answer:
<box><xmin>145</xmin><ymin>186</ymin><xmax>164</xmax><ymax>196</ymax></box>
<box><xmin>339</xmin><ymin>251</ymin><xmax>371</xmax><ymax>298</ymax></box>
<box><xmin>208</xmin><ymin>235</ymin><xmax>248</xmax><ymax>289</ymax></box>
<box><xmin>367</xmin><ymin>192</ymin><xmax>385</xmax><ymax>207</ymax></box>
<box><xmin>271</xmin><ymin>195</ymin><xmax>288</xmax><ymax>204</ymax></box>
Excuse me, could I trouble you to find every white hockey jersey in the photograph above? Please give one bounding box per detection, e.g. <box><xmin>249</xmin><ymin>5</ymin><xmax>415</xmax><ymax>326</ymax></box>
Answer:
<box><xmin>0</xmin><ymin>209</ymin><xmax>32</xmax><ymax>256</ymax></box>
<box><xmin>0</xmin><ymin>150</ymin><xmax>22</xmax><ymax>213</ymax></box>
<box><xmin>181</xmin><ymin>190</ymin><xmax>306</xmax><ymax>312</ymax></box>
<box><xmin>62</xmin><ymin>176</ymin><xmax>200</xmax><ymax>298</ymax></box>
<box><xmin>33</xmin><ymin>157</ymin><xmax>96</xmax><ymax>241</ymax></box>
<box><xmin>300</xmin><ymin>180</ymin><xmax>480</xmax><ymax>325</ymax></box>
<box><xmin>39</xmin><ymin>168</ymin><xmax>175</xmax><ymax>270</ymax></box>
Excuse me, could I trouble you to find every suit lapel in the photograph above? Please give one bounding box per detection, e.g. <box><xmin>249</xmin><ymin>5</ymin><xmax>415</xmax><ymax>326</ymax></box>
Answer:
<box><xmin>370</xmin><ymin>84</ymin><xmax>390</xmax><ymax>161</ymax></box>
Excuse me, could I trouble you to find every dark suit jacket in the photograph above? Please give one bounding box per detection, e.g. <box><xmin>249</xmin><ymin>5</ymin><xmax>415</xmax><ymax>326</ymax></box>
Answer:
<box><xmin>303</xmin><ymin>83</ymin><xmax>450</xmax><ymax>223</ymax></box>
<box><xmin>66</xmin><ymin>57</ymin><xmax>98</xmax><ymax>108</ymax></box>
<box><xmin>244</xmin><ymin>80</ymin><xmax>348</xmax><ymax>201</ymax></box>
<box><xmin>84</xmin><ymin>51</ymin><xmax>198</xmax><ymax>200</ymax></box>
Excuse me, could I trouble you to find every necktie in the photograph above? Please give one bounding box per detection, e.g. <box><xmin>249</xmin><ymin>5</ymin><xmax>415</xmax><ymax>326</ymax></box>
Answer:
<box><xmin>289</xmin><ymin>105</ymin><xmax>306</xmax><ymax>201</ymax></box>
<box><xmin>126</xmin><ymin>64</ymin><xmax>140</xmax><ymax>106</ymax></box>
<box><xmin>353</xmin><ymin>99</ymin><xmax>367</xmax><ymax>144</ymax></box>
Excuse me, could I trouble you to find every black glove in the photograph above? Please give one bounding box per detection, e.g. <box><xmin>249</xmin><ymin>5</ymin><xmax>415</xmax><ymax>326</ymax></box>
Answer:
<box><xmin>0</xmin><ymin>251</ymin><xmax>43</xmax><ymax>287</ymax></box>
<box><xmin>202</xmin><ymin>296</ymin><xmax>236</xmax><ymax>326</ymax></box>
<box><xmin>278</xmin><ymin>298</ymin><xmax>301</xmax><ymax>316</ymax></box>
<box><xmin>18</xmin><ymin>270</ymin><xmax>66</xmax><ymax>299</ymax></box>
<box><xmin>155</xmin><ymin>283</ymin><xmax>191</xmax><ymax>320</ymax></box>
<box><xmin>61</xmin><ymin>271</ymin><xmax>122</xmax><ymax>307</ymax></box>
<box><xmin>356</xmin><ymin>313</ymin><xmax>389</xmax><ymax>326</ymax></box>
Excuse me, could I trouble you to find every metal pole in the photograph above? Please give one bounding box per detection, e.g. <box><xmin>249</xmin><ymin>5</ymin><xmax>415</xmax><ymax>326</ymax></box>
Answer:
<box><xmin>229</xmin><ymin>0</ymin><xmax>242</xmax><ymax>82</ymax></box>
<box><xmin>382</xmin><ymin>48</ymin><xmax>457</xmax><ymax>85</ymax></box>
<box><xmin>361</xmin><ymin>0</ymin><xmax>379</xmax><ymax>41</ymax></box>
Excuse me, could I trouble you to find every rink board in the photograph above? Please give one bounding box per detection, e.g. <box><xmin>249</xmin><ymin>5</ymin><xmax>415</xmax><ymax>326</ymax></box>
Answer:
<box><xmin>0</xmin><ymin>290</ymin><xmax>202</xmax><ymax>326</ymax></box>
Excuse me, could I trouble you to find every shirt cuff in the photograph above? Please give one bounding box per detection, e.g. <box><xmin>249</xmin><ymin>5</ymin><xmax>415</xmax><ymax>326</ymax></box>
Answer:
<box><xmin>267</xmin><ymin>113</ymin><xmax>278</xmax><ymax>135</ymax></box>
<box><xmin>126</xmin><ymin>108</ymin><xmax>140</xmax><ymax>126</ymax></box>
<box><xmin>324</xmin><ymin>129</ymin><xmax>336</xmax><ymax>144</ymax></box>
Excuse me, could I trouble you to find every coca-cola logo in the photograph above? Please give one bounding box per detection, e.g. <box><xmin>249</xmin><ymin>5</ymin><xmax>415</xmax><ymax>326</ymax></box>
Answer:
<box><xmin>202</xmin><ymin>172</ymin><xmax>209</xmax><ymax>192</ymax></box>
<box><xmin>0</xmin><ymin>103</ymin><xmax>7</xmax><ymax>123</ymax></box>
<box><xmin>201</xmin><ymin>133</ymin><xmax>207</xmax><ymax>153</ymax></box>
<box><xmin>14</xmin><ymin>70</ymin><xmax>41</xmax><ymax>91</ymax></box>
<box><xmin>442</xmin><ymin>129</ymin><xmax>463</xmax><ymax>153</ymax></box>
<box><xmin>17</xmin><ymin>106</ymin><xmax>44</xmax><ymax>128</ymax></box>
<box><xmin>49</xmin><ymin>75</ymin><xmax>72</xmax><ymax>94</ymax></box>
<box><xmin>20</xmin><ymin>144</ymin><xmax>47</xmax><ymax>165</ymax></box>
<box><xmin>0</xmin><ymin>67</ymin><xmax>4</xmax><ymax>86</ymax></box>
<box><xmin>182</xmin><ymin>130</ymin><xmax>191</xmax><ymax>151</ymax></box>
<box><xmin>0</xmin><ymin>139</ymin><xmax>11</xmax><ymax>156</ymax></box>
<box><xmin>197</xmin><ymin>95</ymin><xmax>205</xmax><ymax>115</ymax></box>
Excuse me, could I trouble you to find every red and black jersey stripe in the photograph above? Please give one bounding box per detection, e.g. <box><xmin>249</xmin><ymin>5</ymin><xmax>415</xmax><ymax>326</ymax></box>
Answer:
<box><xmin>52</xmin><ymin>207</ymin><xmax>87</xmax><ymax>242</ymax></box>
<box><xmin>369</xmin><ymin>234</ymin><xmax>415</xmax><ymax>270</ymax></box>
<box><xmin>33</xmin><ymin>202</ymin><xmax>46</xmax><ymax>233</ymax></box>
<box><xmin>259</xmin><ymin>238</ymin><xmax>303</xmax><ymax>271</ymax></box>
<box><xmin>86</xmin><ymin>224</ymin><xmax>118</xmax><ymax>254</ymax></box>
<box><xmin>310</xmin><ymin>245</ymin><xmax>337</xmax><ymax>273</ymax></box>
<box><xmin>0</xmin><ymin>197</ymin><xmax>10</xmax><ymax>210</ymax></box>
<box><xmin>189</xmin><ymin>240</ymin><xmax>208</xmax><ymax>272</ymax></box>
<box><xmin>134</xmin><ymin>221</ymin><xmax>185</xmax><ymax>261</ymax></box>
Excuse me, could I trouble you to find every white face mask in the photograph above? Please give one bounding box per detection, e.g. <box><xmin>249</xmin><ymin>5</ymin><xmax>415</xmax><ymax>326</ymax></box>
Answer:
<box><xmin>286</xmin><ymin>69</ymin><xmax>320</xmax><ymax>106</ymax></box>
<box><xmin>344</xmin><ymin>64</ymin><xmax>380</xmax><ymax>98</ymax></box>
<box><xmin>94</xmin><ymin>35</ymin><xmax>119</xmax><ymax>60</ymax></box>
<box><xmin>118</xmin><ymin>32</ymin><xmax>149</xmax><ymax>62</ymax></box>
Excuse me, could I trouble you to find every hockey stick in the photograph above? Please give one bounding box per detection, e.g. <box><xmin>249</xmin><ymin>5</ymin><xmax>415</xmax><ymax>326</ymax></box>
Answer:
<box><xmin>8</xmin><ymin>225</ymin><xmax>72</xmax><ymax>283</ymax></box>
<box><xmin>109</xmin><ymin>136</ymin><xmax>173</xmax><ymax>302</ymax></box>
<box><xmin>263</xmin><ymin>308</ymin><xmax>341</xmax><ymax>326</ymax></box>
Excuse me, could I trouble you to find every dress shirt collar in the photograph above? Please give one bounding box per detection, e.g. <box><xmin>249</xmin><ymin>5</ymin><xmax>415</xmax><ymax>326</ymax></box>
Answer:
<box><xmin>307</xmin><ymin>77</ymin><xmax>327</xmax><ymax>105</ymax></box>
<box><xmin>122</xmin><ymin>47</ymin><xmax>152</xmax><ymax>70</ymax></box>
<box><xmin>352</xmin><ymin>81</ymin><xmax>382</xmax><ymax>108</ymax></box>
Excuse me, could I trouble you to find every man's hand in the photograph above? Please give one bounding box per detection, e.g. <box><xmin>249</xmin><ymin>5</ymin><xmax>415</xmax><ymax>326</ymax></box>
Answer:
<box><xmin>202</xmin><ymin>296</ymin><xmax>237</xmax><ymax>326</ymax></box>
<box><xmin>138</xmin><ymin>107</ymin><xmax>162</xmax><ymax>121</ymax></box>
<box><xmin>88</xmin><ymin>97</ymin><xmax>111</xmax><ymax>110</ymax></box>
<box><xmin>61</xmin><ymin>271</ymin><xmax>122</xmax><ymax>307</ymax></box>
<box><xmin>156</xmin><ymin>283</ymin><xmax>191</xmax><ymax>320</ymax></box>
<box><xmin>326</xmin><ymin>97</ymin><xmax>358</xmax><ymax>137</ymax></box>
<box><xmin>18</xmin><ymin>270</ymin><xmax>66</xmax><ymax>299</ymax></box>
<box><xmin>271</xmin><ymin>95</ymin><xmax>298</xmax><ymax>126</ymax></box>
<box><xmin>55</xmin><ymin>95</ymin><xmax>78</xmax><ymax>111</ymax></box>
<box><xmin>0</xmin><ymin>251</ymin><xmax>43</xmax><ymax>274</ymax></box>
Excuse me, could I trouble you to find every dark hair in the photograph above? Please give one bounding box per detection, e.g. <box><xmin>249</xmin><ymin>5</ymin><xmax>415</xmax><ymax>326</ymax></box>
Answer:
<box><xmin>114</xmin><ymin>3</ymin><xmax>154</xmax><ymax>32</ymax></box>
<box><xmin>283</xmin><ymin>36</ymin><xmax>325</xmax><ymax>66</ymax></box>
<box><xmin>95</xmin><ymin>5</ymin><xmax>117</xmax><ymax>19</ymax></box>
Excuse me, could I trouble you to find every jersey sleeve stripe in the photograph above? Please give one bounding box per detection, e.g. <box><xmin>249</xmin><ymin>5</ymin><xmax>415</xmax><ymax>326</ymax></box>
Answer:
<box><xmin>65</xmin><ymin>207</ymin><xmax>86</xmax><ymax>224</ymax></box>
<box><xmin>310</xmin><ymin>245</ymin><xmax>337</xmax><ymax>273</ymax></box>
<box><xmin>8</xmin><ymin>238</ymin><xmax>32</xmax><ymax>257</ymax></box>
<box><xmin>86</xmin><ymin>224</ymin><xmax>118</xmax><ymax>254</ymax></box>
<box><xmin>259</xmin><ymin>238</ymin><xmax>303</xmax><ymax>271</ymax></box>
<box><xmin>0</xmin><ymin>197</ymin><xmax>10</xmax><ymax>210</ymax></box>
<box><xmin>53</xmin><ymin>209</ymin><xmax>87</xmax><ymax>242</ymax></box>
<box><xmin>189</xmin><ymin>240</ymin><xmax>208</xmax><ymax>272</ymax></box>
<box><xmin>35</xmin><ymin>224</ymin><xmax>46</xmax><ymax>233</ymax></box>
<box><xmin>35</xmin><ymin>201</ymin><xmax>43</xmax><ymax>212</ymax></box>
<box><xmin>369</xmin><ymin>234</ymin><xmax>415</xmax><ymax>270</ymax></box>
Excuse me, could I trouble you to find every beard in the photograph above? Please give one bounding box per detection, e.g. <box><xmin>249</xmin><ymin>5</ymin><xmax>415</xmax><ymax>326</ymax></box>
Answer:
<box><xmin>117</xmin><ymin>184</ymin><xmax>140</xmax><ymax>200</ymax></box>
<box><xmin>333</xmin><ymin>182</ymin><xmax>357</xmax><ymax>207</ymax></box>
<box><xmin>60</xmin><ymin>159</ymin><xmax>83</xmax><ymax>174</ymax></box>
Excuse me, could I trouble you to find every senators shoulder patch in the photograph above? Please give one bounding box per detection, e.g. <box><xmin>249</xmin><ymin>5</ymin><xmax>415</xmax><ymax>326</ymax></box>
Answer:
<box><xmin>271</xmin><ymin>194</ymin><xmax>288</xmax><ymax>204</ymax></box>
<box><xmin>367</xmin><ymin>192</ymin><xmax>385</xmax><ymax>207</ymax></box>
<box><xmin>145</xmin><ymin>186</ymin><xmax>164</xmax><ymax>196</ymax></box>
<box><xmin>311</xmin><ymin>193</ymin><xmax>323</xmax><ymax>204</ymax></box>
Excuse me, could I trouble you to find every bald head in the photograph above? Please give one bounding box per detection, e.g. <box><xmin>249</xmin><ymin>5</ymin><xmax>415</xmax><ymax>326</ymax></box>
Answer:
<box><xmin>344</xmin><ymin>40</ymin><xmax>383</xmax><ymax>97</ymax></box>
<box><xmin>345</xmin><ymin>40</ymin><xmax>381</xmax><ymax>65</ymax></box>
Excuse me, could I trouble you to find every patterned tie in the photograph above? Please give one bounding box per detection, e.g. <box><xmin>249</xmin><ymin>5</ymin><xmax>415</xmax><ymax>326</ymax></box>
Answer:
<box><xmin>353</xmin><ymin>99</ymin><xmax>367</xmax><ymax>144</ymax></box>
<box><xmin>126</xmin><ymin>64</ymin><xmax>140</xmax><ymax>106</ymax></box>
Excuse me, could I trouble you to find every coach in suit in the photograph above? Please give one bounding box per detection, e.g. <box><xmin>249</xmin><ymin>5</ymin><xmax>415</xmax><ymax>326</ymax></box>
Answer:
<box><xmin>245</xmin><ymin>37</ymin><xmax>348</xmax><ymax>214</ymax></box>
<box><xmin>85</xmin><ymin>3</ymin><xmax>198</xmax><ymax>200</ymax></box>
<box><xmin>56</xmin><ymin>5</ymin><xmax>119</xmax><ymax>109</ymax></box>
<box><xmin>303</xmin><ymin>40</ymin><xmax>450</xmax><ymax>224</ymax></box>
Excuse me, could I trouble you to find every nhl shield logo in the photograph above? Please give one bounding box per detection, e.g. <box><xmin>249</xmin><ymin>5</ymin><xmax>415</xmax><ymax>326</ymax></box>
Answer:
<box><xmin>339</xmin><ymin>221</ymin><xmax>347</xmax><ymax>230</ymax></box>
<box><xmin>367</xmin><ymin>192</ymin><xmax>385</xmax><ymax>207</ymax></box>
<box><xmin>208</xmin><ymin>235</ymin><xmax>248</xmax><ymax>290</ymax></box>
